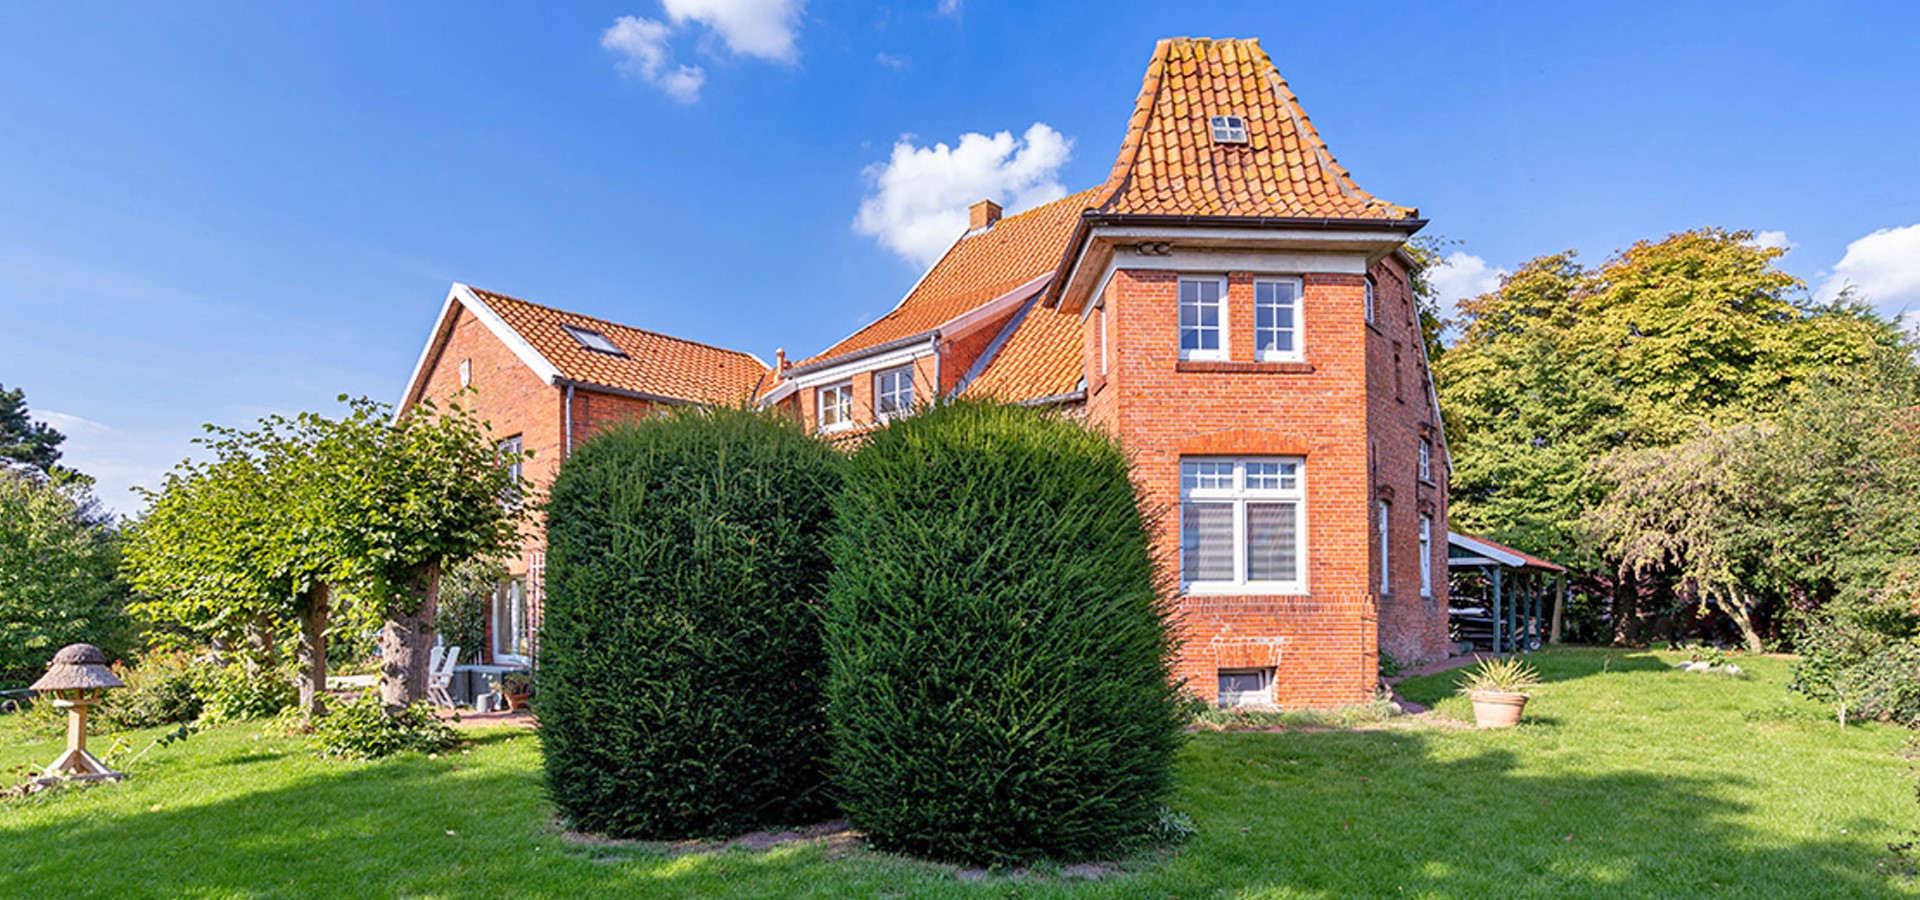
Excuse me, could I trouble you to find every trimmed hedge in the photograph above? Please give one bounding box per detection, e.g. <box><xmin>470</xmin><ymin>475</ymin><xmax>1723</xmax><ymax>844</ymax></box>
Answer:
<box><xmin>824</xmin><ymin>400</ymin><xmax>1186</xmax><ymax>865</ymax></box>
<box><xmin>540</xmin><ymin>406</ymin><xmax>843</xmax><ymax>838</ymax></box>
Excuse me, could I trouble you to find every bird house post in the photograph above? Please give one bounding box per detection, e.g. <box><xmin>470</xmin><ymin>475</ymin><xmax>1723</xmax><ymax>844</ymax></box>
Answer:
<box><xmin>29</xmin><ymin>644</ymin><xmax>126</xmax><ymax>782</ymax></box>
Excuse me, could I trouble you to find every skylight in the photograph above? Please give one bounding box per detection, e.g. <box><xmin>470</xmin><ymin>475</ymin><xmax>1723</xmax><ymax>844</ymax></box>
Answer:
<box><xmin>1209</xmin><ymin>115</ymin><xmax>1248</xmax><ymax>144</ymax></box>
<box><xmin>561</xmin><ymin>323</ymin><xmax>626</xmax><ymax>356</ymax></box>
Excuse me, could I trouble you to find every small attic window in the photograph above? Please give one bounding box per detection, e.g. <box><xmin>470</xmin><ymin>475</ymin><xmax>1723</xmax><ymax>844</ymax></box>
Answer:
<box><xmin>1210</xmin><ymin>115</ymin><xmax>1248</xmax><ymax>144</ymax></box>
<box><xmin>562</xmin><ymin>323</ymin><xmax>626</xmax><ymax>357</ymax></box>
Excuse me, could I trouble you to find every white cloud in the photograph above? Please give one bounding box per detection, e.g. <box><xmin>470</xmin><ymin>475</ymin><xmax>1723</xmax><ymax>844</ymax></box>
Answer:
<box><xmin>34</xmin><ymin>410</ymin><xmax>109</xmax><ymax>435</ymax></box>
<box><xmin>662</xmin><ymin>0</ymin><xmax>804</xmax><ymax>63</ymax></box>
<box><xmin>875</xmin><ymin>51</ymin><xmax>908</xmax><ymax>70</ymax></box>
<box><xmin>937</xmin><ymin>0</ymin><xmax>963</xmax><ymax>16</ymax></box>
<box><xmin>1749</xmin><ymin>230</ymin><xmax>1794</xmax><ymax>252</ymax></box>
<box><xmin>602</xmin><ymin>16</ymin><xmax>707</xmax><ymax>103</ymax></box>
<box><xmin>1427</xmin><ymin>251</ymin><xmax>1507</xmax><ymax>322</ymax></box>
<box><xmin>853</xmin><ymin>123</ymin><xmax>1073</xmax><ymax>267</ymax></box>
<box><xmin>1816</xmin><ymin>224</ymin><xmax>1920</xmax><ymax>315</ymax></box>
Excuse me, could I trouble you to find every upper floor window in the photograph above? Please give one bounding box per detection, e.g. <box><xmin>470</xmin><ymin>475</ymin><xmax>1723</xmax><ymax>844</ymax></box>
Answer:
<box><xmin>497</xmin><ymin>435</ymin><xmax>524</xmax><ymax>507</ymax></box>
<box><xmin>1364</xmin><ymin>275</ymin><xmax>1377</xmax><ymax>325</ymax></box>
<box><xmin>874</xmin><ymin>365</ymin><xmax>914</xmax><ymax>419</ymax></box>
<box><xmin>1180</xmin><ymin>457</ymin><xmax>1305</xmax><ymax>594</ymax></box>
<box><xmin>817</xmin><ymin>382</ymin><xmax>853</xmax><ymax>432</ymax></box>
<box><xmin>1418</xmin><ymin>438</ymin><xmax>1434</xmax><ymax>483</ymax></box>
<box><xmin>1419</xmin><ymin>514</ymin><xmax>1434</xmax><ymax>598</ymax></box>
<box><xmin>1179</xmin><ymin>277</ymin><xmax>1227</xmax><ymax>361</ymax></box>
<box><xmin>1254</xmin><ymin>278</ymin><xmax>1303</xmax><ymax>362</ymax></box>
<box><xmin>1378</xmin><ymin>499</ymin><xmax>1391</xmax><ymax>595</ymax></box>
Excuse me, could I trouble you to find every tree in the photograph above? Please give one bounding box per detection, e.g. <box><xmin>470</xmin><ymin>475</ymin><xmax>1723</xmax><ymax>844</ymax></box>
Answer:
<box><xmin>0</xmin><ymin>470</ymin><xmax>133</xmax><ymax>688</ymax></box>
<box><xmin>311</xmin><ymin>397</ymin><xmax>525</xmax><ymax>710</ymax></box>
<box><xmin>0</xmin><ymin>383</ymin><xmax>68</xmax><ymax>476</ymax></box>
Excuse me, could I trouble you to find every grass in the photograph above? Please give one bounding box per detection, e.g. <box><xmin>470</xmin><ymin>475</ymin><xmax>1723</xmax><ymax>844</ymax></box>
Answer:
<box><xmin>1</xmin><ymin>648</ymin><xmax>1915</xmax><ymax>898</ymax></box>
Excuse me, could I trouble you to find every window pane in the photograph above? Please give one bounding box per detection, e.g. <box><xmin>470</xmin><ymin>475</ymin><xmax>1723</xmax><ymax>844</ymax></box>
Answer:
<box><xmin>1246</xmin><ymin>502</ymin><xmax>1299</xmax><ymax>582</ymax></box>
<box><xmin>1182</xmin><ymin>503</ymin><xmax>1236</xmax><ymax>583</ymax></box>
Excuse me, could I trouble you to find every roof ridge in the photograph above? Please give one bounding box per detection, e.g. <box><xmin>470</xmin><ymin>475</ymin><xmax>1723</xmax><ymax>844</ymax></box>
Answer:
<box><xmin>1092</xmin><ymin>37</ymin><xmax>1171</xmax><ymax>212</ymax></box>
<box><xmin>467</xmin><ymin>286</ymin><xmax>766</xmax><ymax>365</ymax></box>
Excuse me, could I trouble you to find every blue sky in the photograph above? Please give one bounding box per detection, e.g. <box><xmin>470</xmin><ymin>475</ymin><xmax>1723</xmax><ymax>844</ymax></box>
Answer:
<box><xmin>4</xmin><ymin>2</ymin><xmax>1918</xmax><ymax>515</ymax></box>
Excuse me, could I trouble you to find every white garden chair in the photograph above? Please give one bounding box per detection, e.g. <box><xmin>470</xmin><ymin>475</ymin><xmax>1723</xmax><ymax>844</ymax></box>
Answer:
<box><xmin>428</xmin><ymin>645</ymin><xmax>461</xmax><ymax>708</ymax></box>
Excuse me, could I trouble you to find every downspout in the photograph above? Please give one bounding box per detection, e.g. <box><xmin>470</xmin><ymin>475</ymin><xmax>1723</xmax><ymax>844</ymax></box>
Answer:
<box><xmin>564</xmin><ymin>384</ymin><xmax>574</xmax><ymax>456</ymax></box>
<box><xmin>930</xmin><ymin>331</ymin><xmax>942</xmax><ymax>403</ymax></box>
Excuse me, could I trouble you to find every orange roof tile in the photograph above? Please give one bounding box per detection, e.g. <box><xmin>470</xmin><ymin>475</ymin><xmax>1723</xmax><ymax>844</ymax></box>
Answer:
<box><xmin>1092</xmin><ymin>38</ymin><xmax>1416</xmax><ymax>221</ymax></box>
<box><xmin>798</xmin><ymin>188</ymin><xmax>1099</xmax><ymax>367</ymax></box>
<box><xmin>468</xmin><ymin>287</ymin><xmax>769</xmax><ymax>404</ymax></box>
<box><xmin>964</xmin><ymin>303</ymin><xmax>1085</xmax><ymax>402</ymax></box>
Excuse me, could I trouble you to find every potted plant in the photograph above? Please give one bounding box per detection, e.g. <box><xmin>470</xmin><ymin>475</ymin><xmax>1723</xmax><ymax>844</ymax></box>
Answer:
<box><xmin>499</xmin><ymin>671</ymin><xmax>532</xmax><ymax>711</ymax></box>
<box><xmin>1455</xmin><ymin>656</ymin><xmax>1542</xmax><ymax>728</ymax></box>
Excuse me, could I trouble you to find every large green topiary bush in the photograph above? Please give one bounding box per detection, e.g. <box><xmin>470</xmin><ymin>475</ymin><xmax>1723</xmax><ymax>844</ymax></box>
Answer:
<box><xmin>540</xmin><ymin>406</ymin><xmax>843</xmax><ymax>839</ymax></box>
<box><xmin>824</xmin><ymin>399</ymin><xmax>1186</xmax><ymax>865</ymax></box>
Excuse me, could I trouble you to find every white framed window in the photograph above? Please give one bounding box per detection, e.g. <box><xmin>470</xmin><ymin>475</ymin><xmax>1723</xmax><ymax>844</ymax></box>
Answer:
<box><xmin>493</xmin><ymin>578</ymin><xmax>529</xmax><ymax>665</ymax></box>
<box><xmin>1209</xmin><ymin>115</ymin><xmax>1249</xmax><ymax>144</ymax></box>
<box><xmin>1418</xmin><ymin>438</ymin><xmax>1434</xmax><ymax>483</ymax></box>
<box><xmin>1218</xmin><ymin>667</ymin><xmax>1274</xmax><ymax>707</ymax></box>
<box><xmin>1419</xmin><ymin>515</ymin><xmax>1434</xmax><ymax>598</ymax></box>
<box><xmin>1180</xmin><ymin>457</ymin><xmax>1305</xmax><ymax>594</ymax></box>
<box><xmin>1178</xmin><ymin>276</ymin><xmax>1228</xmax><ymax>361</ymax></box>
<box><xmin>874</xmin><ymin>365</ymin><xmax>914</xmax><ymax>420</ymax></box>
<box><xmin>816</xmin><ymin>382</ymin><xmax>853</xmax><ymax>432</ymax></box>
<box><xmin>1254</xmin><ymin>278</ymin><xmax>1303</xmax><ymax>362</ymax></box>
<box><xmin>1379</xmin><ymin>500</ymin><xmax>1391</xmax><ymax>594</ymax></box>
<box><xmin>497</xmin><ymin>435</ymin><xmax>524</xmax><ymax>507</ymax></box>
<box><xmin>1364</xmin><ymin>275</ymin><xmax>1377</xmax><ymax>325</ymax></box>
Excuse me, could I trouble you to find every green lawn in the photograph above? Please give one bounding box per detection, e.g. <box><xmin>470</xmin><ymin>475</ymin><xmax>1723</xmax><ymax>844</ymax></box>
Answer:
<box><xmin>2</xmin><ymin>649</ymin><xmax>1914</xmax><ymax>898</ymax></box>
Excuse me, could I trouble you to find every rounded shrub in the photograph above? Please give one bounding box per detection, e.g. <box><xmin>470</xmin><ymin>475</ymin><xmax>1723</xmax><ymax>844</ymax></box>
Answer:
<box><xmin>824</xmin><ymin>399</ymin><xmax>1186</xmax><ymax>865</ymax></box>
<box><xmin>540</xmin><ymin>405</ymin><xmax>843</xmax><ymax>839</ymax></box>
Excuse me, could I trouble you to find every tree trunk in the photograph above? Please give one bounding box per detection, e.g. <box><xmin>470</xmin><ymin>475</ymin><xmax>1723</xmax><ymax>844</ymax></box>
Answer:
<box><xmin>1725</xmin><ymin>590</ymin><xmax>1766</xmax><ymax>654</ymax></box>
<box><xmin>244</xmin><ymin>613</ymin><xmax>277</xmax><ymax>674</ymax></box>
<box><xmin>294</xmin><ymin>582</ymin><xmax>331</xmax><ymax>717</ymax></box>
<box><xmin>379</xmin><ymin>561</ymin><xmax>441</xmax><ymax>712</ymax></box>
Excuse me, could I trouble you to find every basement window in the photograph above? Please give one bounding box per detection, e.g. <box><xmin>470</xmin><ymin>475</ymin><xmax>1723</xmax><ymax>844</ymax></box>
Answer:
<box><xmin>561</xmin><ymin>323</ymin><xmax>626</xmax><ymax>357</ymax></box>
<box><xmin>1209</xmin><ymin>115</ymin><xmax>1248</xmax><ymax>144</ymax></box>
<box><xmin>1218</xmin><ymin>668</ymin><xmax>1274</xmax><ymax>707</ymax></box>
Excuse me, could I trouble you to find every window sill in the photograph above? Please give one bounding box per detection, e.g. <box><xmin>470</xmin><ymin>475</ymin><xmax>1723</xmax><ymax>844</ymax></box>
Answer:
<box><xmin>1175</xmin><ymin>360</ymin><xmax>1316</xmax><ymax>375</ymax></box>
<box><xmin>1181</xmin><ymin>583</ymin><xmax>1309</xmax><ymax>597</ymax></box>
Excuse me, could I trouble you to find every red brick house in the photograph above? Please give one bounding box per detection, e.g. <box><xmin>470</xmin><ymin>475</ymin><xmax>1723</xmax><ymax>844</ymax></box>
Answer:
<box><xmin>402</xmin><ymin>37</ymin><xmax>1449</xmax><ymax>706</ymax></box>
<box><xmin>762</xmin><ymin>37</ymin><xmax>1449</xmax><ymax>706</ymax></box>
<box><xmin>398</xmin><ymin>283</ymin><xmax>769</xmax><ymax>666</ymax></box>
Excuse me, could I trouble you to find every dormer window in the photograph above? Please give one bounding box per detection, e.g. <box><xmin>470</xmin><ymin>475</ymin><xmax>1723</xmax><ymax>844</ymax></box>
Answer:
<box><xmin>1209</xmin><ymin>115</ymin><xmax>1248</xmax><ymax>144</ymax></box>
<box><xmin>561</xmin><ymin>323</ymin><xmax>626</xmax><ymax>357</ymax></box>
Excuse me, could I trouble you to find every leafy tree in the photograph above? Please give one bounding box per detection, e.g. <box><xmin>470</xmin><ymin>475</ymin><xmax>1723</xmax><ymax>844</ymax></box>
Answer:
<box><xmin>0</xmin><ymin>383</ymin><xmax>68</xmax><ymax>477</ymax></box>
<box><xmin>0</xmin><ymin>470</ymin><xmax>133</xmax><ymax>688</ymax></box>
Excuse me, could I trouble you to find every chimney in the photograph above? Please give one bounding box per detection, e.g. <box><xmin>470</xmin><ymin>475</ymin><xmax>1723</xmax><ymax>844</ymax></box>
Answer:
<box><xmin>775</xmin><ymin>348</ymin><xmax>788</xmax><ymax>371</ymax></box>
<box><xmin>968</xmin><ymin>199</ymin><xmax>1003</xmax><ymax>231</ymax></box>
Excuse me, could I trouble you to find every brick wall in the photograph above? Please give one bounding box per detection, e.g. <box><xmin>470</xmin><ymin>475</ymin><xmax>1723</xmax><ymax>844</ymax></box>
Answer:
<box><xmin>1086</xmin><ymin>261</ymin><xmax>1443</xmax><ymax>707</ymax></box>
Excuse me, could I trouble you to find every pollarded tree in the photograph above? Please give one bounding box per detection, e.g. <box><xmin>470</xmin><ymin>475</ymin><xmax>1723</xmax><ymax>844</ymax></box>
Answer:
<box><xmin>541</xmin><ymin>406</ymin><xmax>843</xmax><ymax>839</ymax></box>
<box><xmin>309</xmin><ymin>397</ymin><xmax>527</xmax><ymax>711</ymax></box>
<box><xmin>825</xmin><ymin>400</ymin><xmax>1186</xmax><ymax>865</ymax></box>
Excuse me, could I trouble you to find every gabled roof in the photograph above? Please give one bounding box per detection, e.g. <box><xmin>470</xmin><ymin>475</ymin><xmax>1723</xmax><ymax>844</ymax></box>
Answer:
<box><xmin>1091</xmin><ymin>37</ymin><xmax>1417</xmax><ymax>221</ymax></box>
<box><xmin>963</xmin><ymin>302</ymin><xmax>1085</xmax><ymax>402</ymax></box>
<box><xmin>1448</xmin><ymin>531</ymin><xmax>1566</xmax><ymax>574</ymax></box>
<box><xmin>401</xmin><ymin>284</ymin><xmax>769</xmax><ymax>411</ymax></box>
<box><xmin>797</xmin><ymin>188</ymin><xmax>1100</xmax><ymax>367</ymax></box>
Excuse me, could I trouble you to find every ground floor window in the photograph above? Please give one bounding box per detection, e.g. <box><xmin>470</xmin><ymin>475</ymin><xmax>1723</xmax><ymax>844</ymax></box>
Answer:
<box><xmin>1218</xmin><ymin>667</ymin><xmax>1275</xmax><ymax>707</ymax></box>
<box><xmin>1180</xmin><ymin>456</ymin><xmax>1306</xmax><ymax>594</ymax></box>
<box><xmin>493</xmin><ymin>578</ymin><xmax>529</xmax><ymax>665</ymax></box>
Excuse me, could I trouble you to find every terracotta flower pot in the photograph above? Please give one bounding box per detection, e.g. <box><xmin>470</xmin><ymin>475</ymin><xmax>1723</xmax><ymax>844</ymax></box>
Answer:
<box><xmin>1468</xmin><ymin>690</ymin><xmax>1529</xmax><ymax>728</ymax></box>
<box><xmin>505</xmin><ymin>692</ymin><xmax>531</xmax><ymax>712</ymax></box>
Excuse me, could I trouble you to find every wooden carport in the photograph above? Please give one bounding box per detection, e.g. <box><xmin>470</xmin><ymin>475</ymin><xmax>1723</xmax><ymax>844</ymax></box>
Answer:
<box><xmin>1447</xmin><ymin>531</ymin><xmax>1568</xmax><ymax>654</ymax></box>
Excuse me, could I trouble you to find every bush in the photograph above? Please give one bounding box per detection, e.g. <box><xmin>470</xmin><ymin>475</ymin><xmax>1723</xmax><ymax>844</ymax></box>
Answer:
<box><xmin>540</xmin><ymin>406</ymin><xmax>844</xmax><ymax>839</ymax></box>
<box><xmin>1791</xmin><ymin>603</ymin><xmax>1920</xmax><ymax>726</ymax></box>
<box><xmin>824</xmin><ymin>400</ymin><xmax>1186</xmax><ymax>865</ymax></box>
<box><xmin>311</xmin><ymin>691</ymin><xmax>458</xmax><ymax>760</ymax></box>
<box><xmin>195</xmin><ymin>662</ymin><xmax>295</xmax><ymax>723</ymax></box>
<box><xmin>99</xmin><ymin>653</ymin><xmax>203</xmax><ymax>730</ymax></box>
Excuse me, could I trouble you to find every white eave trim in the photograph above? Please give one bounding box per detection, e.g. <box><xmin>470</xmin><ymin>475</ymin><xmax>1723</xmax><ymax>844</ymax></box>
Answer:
<box><xmin>1447</xmin><ymin>531</ymin><xmax>1526</xmax><ymax>569</ymax></box>
<box><xmin>396</xmin><ymin>282</ymin><xmax>565</xmax><ymax>416</ymax></box>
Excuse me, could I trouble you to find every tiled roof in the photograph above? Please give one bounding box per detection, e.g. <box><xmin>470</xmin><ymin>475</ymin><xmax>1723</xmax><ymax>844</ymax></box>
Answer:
<box><xmin>468</xmin><ymin>288</ymin><xmax>769</xmax><ymax>404</ymax></box>
<box><xmin>1091</xmin><ymin>37</ymin><xmax>1416</xmax><ymax>221</ymax></box>
<box><xmin>964</xmin><ymin>303</ymin><xmax>1085</xmax><ymax>402</ymax></box>
<box><xmin>797</xmin><ymin>188</ymin><xmax>1100</xmax><ymax>367</ymax></box>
